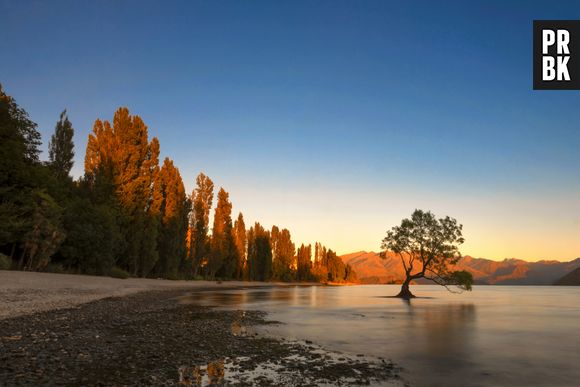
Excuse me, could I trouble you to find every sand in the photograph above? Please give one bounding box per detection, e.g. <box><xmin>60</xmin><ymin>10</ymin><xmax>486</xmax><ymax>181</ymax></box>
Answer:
<box><xmin>0</xmin><ymin>270</ymin><xmax>289</xmax><ymax>320</ymax></box>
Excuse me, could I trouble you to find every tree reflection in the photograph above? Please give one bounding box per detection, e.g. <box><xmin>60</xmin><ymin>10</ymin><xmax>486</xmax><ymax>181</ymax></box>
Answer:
<box><xmin>400</xmin><ymin>301</ymin><xmax>476</xmax><ymax>375</ymax></box>
<box><xmin>178</xmin><ymin>358</ymin><xmax>225</xmax><ymax>386</ymax></box>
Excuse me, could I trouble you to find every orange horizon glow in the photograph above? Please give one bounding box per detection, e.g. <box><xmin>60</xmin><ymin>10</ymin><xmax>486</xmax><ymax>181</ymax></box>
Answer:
<box><xmin>203</xmin><ymin>175</ymin><xmax>580</xmax><ymax>263</ymax></box>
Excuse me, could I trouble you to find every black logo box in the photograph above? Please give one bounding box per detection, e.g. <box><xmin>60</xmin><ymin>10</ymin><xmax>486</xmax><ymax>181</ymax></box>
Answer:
<box><xmin>533</xmin><ymin>20</ymin><xmax>580</xmax><ymax>90</ymax></box>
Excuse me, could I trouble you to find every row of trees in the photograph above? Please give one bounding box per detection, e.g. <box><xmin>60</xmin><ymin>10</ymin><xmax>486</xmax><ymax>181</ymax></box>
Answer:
<box><xmin>0</xmin><ymin>85</ymin><xmax>357</xmax><ymax>283</ymax></box>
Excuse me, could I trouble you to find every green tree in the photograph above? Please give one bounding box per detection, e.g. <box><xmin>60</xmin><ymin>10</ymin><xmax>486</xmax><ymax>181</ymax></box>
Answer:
<box><xmin>48</xmin><ymin>110</ymin><xmax>74</xmax><ymax>180</ymax></box>
<box><xmin>18</xmin><ymin>190</ymin><xmax>65</xmax><ymax>271</ymax></box>
<box><xmin>311</xmin><ymin>242</ymin><xmax>327</xmax><ymax>280</ymax></box>
<box><xmin>380</xmin><ymin>209</ymin><xmax>473</xmax><ymax>298</ymax></box>
<box><xmin>188</xmin><ymin>172</ymin><xmax>214</xmax><ymax>277</ymax></box>
<box><xmin>58</xmin><ymin>192</ymin><xmax>122</xmax><ymax>275</ymax></box>
<box><xmin>271</xmin><ymin>227</ymin><xmax>296</xmax><ymax>281</ymax></box>
<box><xmin>0</xmin><ymin>85</ymin><xmax>64</xmax><ymax>270</ymax></box>
<box><xmin>113</xmin><ymin>110</ymin><xmax>160</xmax><ymax>276</ymax></box>
<box><xmin>323</xmin><ymin>249</ymin><xmax>354</xmax><ymax>283</ymax></box>
<box><xmin>0</xmin><ymin>84</ymin><xmax>46</xmax><ymax>264</ymax></box>
<box><xmin>209</xmin><ymin>188</ymin><xmax>236</xmax><ymax>279</ymax></box>
<box><xmin>296</xmin><ymin>243</ymin><xmax>312</xmax><ymax>281</ymax></box>
<box><xmin>151</xmin><ymin>158</ymin><xmax>189</xmax><ymax>278</ymax></box>
<box><xmin>83</xmin><ymin>108</ymin><xmax>161</xmax><ymax>276</ymax></box>
<box><xmin>247</xmin><ymin>222</ymin><xmax>272</xmax><ymax>281</ymax></box>
<box><xmin>344</xmin><ymin>263</ymin><xmax>357</xmax><ymax>283</ymax></box>
<box><xmin>233</xmin><ymin>212</ymin><xmax>246</xmax><ymax>279</ymax></box>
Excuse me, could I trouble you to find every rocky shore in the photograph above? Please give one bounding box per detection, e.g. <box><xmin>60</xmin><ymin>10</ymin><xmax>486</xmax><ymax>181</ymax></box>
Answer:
<box><xmin>0</xmin><ymin>284</ymin><xmax>403</xmax><ymax>386</ymax></box>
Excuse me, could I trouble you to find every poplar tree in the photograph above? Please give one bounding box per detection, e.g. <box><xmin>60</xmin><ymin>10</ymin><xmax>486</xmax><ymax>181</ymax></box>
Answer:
<box><xmin>245</xmin><ymin>226</ymin><xmax>255</xmax><ymax>280</ymax></box>
<box><xmin>83</xmin><ymin>108</ymin><xmax>160</xmax><ymax>276</ymax></box>
<box><xmin>247</xmin><ymin>222</ymin><xmax>272</xmax><ymax>281</ymax></box>
<box><xmin>233</xmin><ymin>212</ymin><xmax>246</xmax><ymax>279</ymax></box>
<box><xmin>311</xmin><ymin>242</ymin><xmax>326</xmax><ymax>280</ymax></box>
<box><xmin>85</xmin><ymin>119</ymin><xmax>117</xmax><ymax>186</ymax></box>
<box><xmin>48</xmin><ymin>110</ymin><xmax>74</xmax><ymax>179</ymax></box>
<box><xmin>209</xmin><ymin>188</ymin><xmax>237</xmax><ymax>279</ymax></box>
<box><xmin>296</xmin><ymin>243</ymin><xmax>312</xmax><ymax>281</ymax></box>
<box><xmin>310</xmin><ymin>242</ymin><xmax>356</xmax><ymax>283</ymax></box>
<box><xmin>189</xmin><ymin>173</ymin><xmax>214</xmax><ymax>277</ymax></box>
<box><xmin>1</xmin><ymin>85</ymin><xmax>357</xmax><ymax>283</ymax></box>
<box><xmin>58</xmin><ymin>190</ymin><xmax>122</xmax><ymax>275</ymax></box>
<box><xmin>272</xmin><ymin>227</ymin><xmax>296</xmax><ymax>281</ymax></box>
<box><xmin>151</xmin><ymin>158</ymin><xmax>188</xmax><ymax>278</ymax></box>
<box><xmin>270</xmin><ymin>226</ymin><xmax>279</xmax><ymax>262</ymax></box>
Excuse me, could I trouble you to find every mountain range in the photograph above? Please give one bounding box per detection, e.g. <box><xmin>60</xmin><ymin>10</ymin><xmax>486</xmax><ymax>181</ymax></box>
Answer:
<box><xmin>341</xmin><ymin>251</ymin><xmax>580</xmax><ymax>285</ymax></box>
<box><xmin>554</xmin><ymin>267</ymin><xmax>580</xmax><ymax>285</ymax></box>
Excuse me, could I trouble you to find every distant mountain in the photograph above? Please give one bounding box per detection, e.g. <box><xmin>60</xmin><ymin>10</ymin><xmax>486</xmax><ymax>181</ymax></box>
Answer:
<box><xmin>554</xmin><ymin>267</ymin><xmax>580</xmax><ymax>286</ymax></box>
<box><xmin>341</xmin><ymin>251</ymin><xmax>580</xmax><ymax>285</ymax></box>
<box><xmin>341</xmin><ymin>251</ymin><xmax>406</xmax><ymax>284</ymax></box>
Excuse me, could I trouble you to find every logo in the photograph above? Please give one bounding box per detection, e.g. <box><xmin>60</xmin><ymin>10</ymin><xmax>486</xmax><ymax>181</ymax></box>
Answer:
<box><xmin>533</xmin><ymin>20</ymin><xmax>580</xmax><ymax>90</ymax></box>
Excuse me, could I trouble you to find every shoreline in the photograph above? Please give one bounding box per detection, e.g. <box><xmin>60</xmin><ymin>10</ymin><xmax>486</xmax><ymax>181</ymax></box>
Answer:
<box><xmin>0</xmin><ymin>270</ymin><xmax>321</xmax><ymax>320</ymax></box>
<box><xmin>0</xmin><ymin>280</ymin><xmax>402</xmax><ymax>386</ymax></box>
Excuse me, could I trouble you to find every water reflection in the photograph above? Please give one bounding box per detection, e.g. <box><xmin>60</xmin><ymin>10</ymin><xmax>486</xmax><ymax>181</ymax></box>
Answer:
<box><xmin>183</xmin><ymin>289</ymin><xmax>292</xmax><ymax>306</ymax></box>
<box><xmin>182</xmin><ymin>285</ymin><xmax>580</xmax><ymax>386</ymax></box>
<box><xmin>207</xmin><ymin>359</ymin><xmax>225</xmax><ymax>385</ymax></box>
<box><xmin>400</xmin><ymin>301</ymin><xmax>477</xmax><ymax>380</ymax></box>
<box><xmin>422</xmin><ymin>303</ymin><xmax>475</xmax><ymax>354</ymax></box>
<box><xmin>230</xmin><ymin>310</ymin><xmax>248</xmax><ymax>337</ymax></box>
<box><xmin>179</xmin><ymin>359</ymin><xmax>225</xmax><ymax>386</ymax></box>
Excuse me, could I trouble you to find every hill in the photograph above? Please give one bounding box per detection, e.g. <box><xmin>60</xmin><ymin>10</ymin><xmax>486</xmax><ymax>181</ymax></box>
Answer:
<box><xmin>341</xmin><ymin>251</ymin><xmax>580</xmax><ymax>285</ymax></box>
<box><xmin>554</xmin><ymin>267</ymin><xmax>580</xmax><ymax>285</ymax></box>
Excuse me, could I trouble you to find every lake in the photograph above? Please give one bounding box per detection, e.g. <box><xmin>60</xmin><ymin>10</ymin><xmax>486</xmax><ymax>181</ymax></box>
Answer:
<box><xmin>187</xmin><ymin>284</ymin><xmax>580</xmax><ymax>386</ymax></box>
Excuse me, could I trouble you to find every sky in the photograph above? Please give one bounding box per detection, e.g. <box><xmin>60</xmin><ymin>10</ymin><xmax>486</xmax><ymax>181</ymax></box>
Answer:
<box><xmin>1</xmin><ymin>0</ymin><xmax>579</xmax><ymax>261</ymax></box>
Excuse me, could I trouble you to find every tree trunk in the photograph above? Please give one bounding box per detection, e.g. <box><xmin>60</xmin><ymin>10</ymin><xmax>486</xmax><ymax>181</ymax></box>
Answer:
<box><xmin>396</xmin><ymin>277</ymin><xmax>415</xmax><ymax>298</ymax></box>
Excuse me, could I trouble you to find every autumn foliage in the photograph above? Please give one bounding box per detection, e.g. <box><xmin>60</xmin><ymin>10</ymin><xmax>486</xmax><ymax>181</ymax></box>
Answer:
<box><xmin>0</xmin><ymin>85</ymin><xmax>356</xmax><ymax>282</ymax></box>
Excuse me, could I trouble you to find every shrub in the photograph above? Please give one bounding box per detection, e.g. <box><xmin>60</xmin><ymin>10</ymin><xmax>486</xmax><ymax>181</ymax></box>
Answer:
<box><xmin>0</xmin><ymin>253</ymin><xmax>12</xmax><ymax>270</ymax></box>
<box><xmin>45</xmin><ymin>263</ymin><xmax>66</xmax><ymax>274</ymax></box>
<box><xmin>109</xmin><ymin>266</ymin><xmax>130</xmax><ymax>279</ymax></box>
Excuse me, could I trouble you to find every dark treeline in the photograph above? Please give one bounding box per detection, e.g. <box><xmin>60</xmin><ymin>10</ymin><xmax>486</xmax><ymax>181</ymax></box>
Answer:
<box><xmin>0</xmin><ymin>85</ymin><xmax>357</xmax><ymax>283</ymax></box>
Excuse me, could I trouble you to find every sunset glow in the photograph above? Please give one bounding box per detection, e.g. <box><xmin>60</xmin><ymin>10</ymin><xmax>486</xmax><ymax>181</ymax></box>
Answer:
<box><xmin>2</xmin><ymin>0</ymin><xmax>579</xmax><ymax>262</ymax></box>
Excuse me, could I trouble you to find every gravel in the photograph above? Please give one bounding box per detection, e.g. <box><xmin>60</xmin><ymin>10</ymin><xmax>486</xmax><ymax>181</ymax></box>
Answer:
<box><xmin>0</xmin><ymin>280</ymin><xmax>404</xmax><ymax>386</ymax></box>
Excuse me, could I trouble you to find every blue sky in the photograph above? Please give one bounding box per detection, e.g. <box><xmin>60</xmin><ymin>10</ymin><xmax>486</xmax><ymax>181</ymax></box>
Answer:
<box><xmin>1</xmin><ymin>0</ymin><xmax>579</xmax><ymax>260</ymax></box>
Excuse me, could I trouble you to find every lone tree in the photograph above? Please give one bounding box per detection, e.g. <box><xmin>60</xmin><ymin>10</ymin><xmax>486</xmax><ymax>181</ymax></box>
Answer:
<box><xmin>381</xmin><ymin>209</ymin><xmax>473</xmax><ymax>298</ymax></box>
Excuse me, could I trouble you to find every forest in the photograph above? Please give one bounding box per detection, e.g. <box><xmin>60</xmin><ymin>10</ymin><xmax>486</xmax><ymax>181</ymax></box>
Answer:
<box><xmin>0</xmin><ymin>85</ymin><xmax>357</xmax><ymax>283</ymax></box>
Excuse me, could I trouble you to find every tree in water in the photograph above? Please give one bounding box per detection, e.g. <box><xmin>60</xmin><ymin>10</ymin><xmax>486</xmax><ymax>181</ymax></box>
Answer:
<box><xmin>48</xmin><ymin>110</ymin><xmax>74</xmax><ymax>180</ymax></box>
<box><xmin>380</xmin><ymin>209</ymin><xmax>473</xmax><ymax>298</ymax></box>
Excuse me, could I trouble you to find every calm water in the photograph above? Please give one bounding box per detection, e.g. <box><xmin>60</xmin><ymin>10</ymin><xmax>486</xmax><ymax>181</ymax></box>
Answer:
<box><xmin>187</xmin><ymin>285</ymin><xmax>580</xmax><ymax>386</ymax></box>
